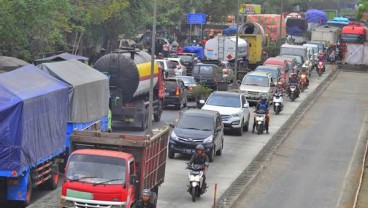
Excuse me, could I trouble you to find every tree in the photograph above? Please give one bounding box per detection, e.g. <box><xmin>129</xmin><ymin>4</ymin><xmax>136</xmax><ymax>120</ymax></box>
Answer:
<box><xmin>357</xmin><ymin>0</ymin><xmax>368</xmax><ymax>19</ymax></box>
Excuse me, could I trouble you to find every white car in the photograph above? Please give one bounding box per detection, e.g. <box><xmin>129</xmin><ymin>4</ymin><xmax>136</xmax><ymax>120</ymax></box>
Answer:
<box><xmin>166</xmin><ymin>57</ymin><xmax>187</xmax><ymax>76</ymax></box>
<box><xmin>201</xmin><ymin>91</ymin><xmax>250</xmax><ymax>136</ymax></box>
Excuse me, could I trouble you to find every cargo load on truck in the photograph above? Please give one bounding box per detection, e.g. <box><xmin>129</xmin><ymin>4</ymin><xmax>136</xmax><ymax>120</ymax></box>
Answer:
<box><xmin>246</xmin><ymin>14</ymin><xmax>286</xmax><ymax>44</ymax></box>
<box><xmin>311</xmin><ymin>26</ymin><xmax>341</xmax><ymax>46</ymax></box>
<box><xmin>0</xmin><ymin>65</ymin><xmax>69</xmax><ymax>206</ymax></box>
<box><xmin>60</xmin><ymin>126</ymin><xmax>170</xmax><ymax>208</ymax></box>
<box><xmin>304</xmin><ymin>9</ymin><xmax>327</xmax><ymax>31</ymax></box>
<box><xmin>34</xmin><ymin>52</ymin><xmax>89</xmax><ymax>65</ymax></box>
<box><xmin>286</xmin><ymin>17</ymin><xmax>308</xmax><ymax>44</ymax></box>
<box><xmin>94</xmin><ymin>48</ymin><xmax>164</xmax><ymax>130</ymax></box>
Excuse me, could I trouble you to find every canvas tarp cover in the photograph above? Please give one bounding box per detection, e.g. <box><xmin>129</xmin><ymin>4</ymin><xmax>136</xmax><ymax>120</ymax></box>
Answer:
<box><xmin>182</xmin><ymin>46</ymin><xmax>205</xmax><ymax>59</ymax></box>
<box><xmin>0</xmin><ymin>65</ymin><xmax>69</xmax><ymax>173</ymax></box>
<box><xmin>246</xmin><ymin>14</ymin><xmax>286</xmax><ymax>44</ymax></box>
<box><xmin>34</xmin><ymin>52</ymin><xmax>89</xmax><ymax>65</ymax></box>
<box><xmin>305</xmin><ymin>10</ymin><xmax>327</xmax><ymax>25</ymax></box>
<box><xmin>38</xmin><ymin>59</ymin><xmax>109</xmax><ymax>123</ymax></box>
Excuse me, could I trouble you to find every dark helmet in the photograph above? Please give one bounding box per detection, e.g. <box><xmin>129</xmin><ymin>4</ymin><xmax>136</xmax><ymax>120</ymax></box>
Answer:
<box><xmin>142</xmin><ymin>189</ymin><xmax>151</xmax><ymax>196</ymax></box>
<box><xmin>261</xmin><ymin>95</ymin><xmax>267</xmax><ymax>103</ymax></box>
<box><xmin>196</xmin><ymin>144</ymin><xmax>204</xmax><ymax>151</ymax></box>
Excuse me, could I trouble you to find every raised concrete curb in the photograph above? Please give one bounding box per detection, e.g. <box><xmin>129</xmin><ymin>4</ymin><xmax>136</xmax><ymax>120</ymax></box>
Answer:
<box><xmin>215</xmin><ymin>66</ymin><xmax>341</xmax><ymax>208</ymax></box>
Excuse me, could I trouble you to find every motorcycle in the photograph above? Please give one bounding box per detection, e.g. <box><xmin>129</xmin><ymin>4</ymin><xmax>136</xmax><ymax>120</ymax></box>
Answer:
<box><xmin>273</xmin><ymin>93</ymin><xmax>283</xmax><ymax>115</ymax></box>
<box><xmin>299</xmin><ymin>74</ymin><xmax>308</xmax><ymax>92</ymax></box>
<box><xmin>317</xmin><ymin>61</ymin><xmax>324</xmax><ymax>76</ymax></box>
<box><xmin>288</xmin><ymin>84</ymin><xmax>298</xmax><ymax>101</ymax></box>
<box><xmin>255</xmin><ymin>109</ymin><xmax>267</xmax><ymax>135</ymax></box>
<box><xmin>186</xmin><ymin>163</ymin><xmax>207</xmax><ymax>202</ymax></box>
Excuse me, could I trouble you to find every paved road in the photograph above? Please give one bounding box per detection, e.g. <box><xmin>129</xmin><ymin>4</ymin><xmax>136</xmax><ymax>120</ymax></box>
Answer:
<box><xmin>233</xmin><ymin>71</ymin><xmax>368</xmax><ymax>208</ymax></box>
<box><xmin>29</xmin><ymin>68</ymin><xmax>332</xmax><ymax>208</ymax></box>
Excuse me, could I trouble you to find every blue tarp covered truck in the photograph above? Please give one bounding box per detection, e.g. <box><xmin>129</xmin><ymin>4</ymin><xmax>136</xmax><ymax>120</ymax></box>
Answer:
<box><xmin>0</xmin><ymin>65</ymin><xmax>69</xmax><ymax>206</ymax></box>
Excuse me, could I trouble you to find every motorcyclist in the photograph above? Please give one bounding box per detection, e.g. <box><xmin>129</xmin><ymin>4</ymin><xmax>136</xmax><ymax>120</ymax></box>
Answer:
<box><xmin>287</xmin><ymin>73</ymin><xmax>300</xmax><ymax>97</ymax></box>
<box><xmin>188</xmin><ymin>144</ymin><xmax>209</xmax><ymax>190</ymax></box>
<box><xmin>273</xmin><ymin>81</ymin><xmax>285</xmax><ymax>95</ymax></box>
<box><xmin>298</xmin><ymin>68</ymin><xmax>309</xmax><ymax>86</ymax></box>
<box><xmin>132</xmin><ymin>189</ymin><xmax>156</xmax><ymax>208</ymax></box>
<box><xmin>252</xmin><ymin>95</ymin><xmax>270</xmax><ymax>134</ymax></box>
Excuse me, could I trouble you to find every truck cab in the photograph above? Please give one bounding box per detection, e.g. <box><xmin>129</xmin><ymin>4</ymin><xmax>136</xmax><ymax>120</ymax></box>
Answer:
<box><xmin>60</xmin><ymin>127</ymin><xmax>170</xmax><ymax>208</ymax></box>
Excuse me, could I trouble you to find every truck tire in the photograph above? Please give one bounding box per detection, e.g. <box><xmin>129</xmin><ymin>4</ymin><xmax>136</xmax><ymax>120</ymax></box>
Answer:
<box><xmin>45</xmin><ymin>164</ymin><xmax>59</xmax><ymax>190</ymax></box>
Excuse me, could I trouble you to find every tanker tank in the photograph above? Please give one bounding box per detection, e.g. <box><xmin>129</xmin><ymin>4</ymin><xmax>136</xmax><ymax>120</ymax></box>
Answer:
<box><xmin>94</xmin><ymin>49</ymin><xmax>158</xmax><ymax>102</ymax></box>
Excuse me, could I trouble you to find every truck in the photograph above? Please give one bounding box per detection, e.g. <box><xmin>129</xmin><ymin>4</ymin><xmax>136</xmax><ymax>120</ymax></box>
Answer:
<box><xmin>38</xmin><ymin>59</ymin><xmax>110</xmax><ymax>159</ymax></box>
<box><xmin>311</xmin><ymin>26</ymin><xmax>341</xmax><ymax>46</ymax></box>
<box><xmin>286</xmin><ymin>17</ymin><xmax>308</xmax><ymax>44</ymax></box>
<box><xmin>60</xmin><ymin>126</ymin><xmax>170</xmax><ymax>208</ymax></box>
<box><xmin>341</xmin><ymin>24</ymin><xmax>367</xmax><ymax>44</ymax></box>
<box><xmin>94</xmin><ymin>48</ymin><xmax>165</xmax><ymax>130</ymax></box>
<box><xmin>0</xmin><ymin>65</ymin><xmax>69</xmax><ymax>207</ymax></box>
<box><xmin>280</xmin><ymin>44</ymin><xmax>312</xmax><ymax>72</ymax></box>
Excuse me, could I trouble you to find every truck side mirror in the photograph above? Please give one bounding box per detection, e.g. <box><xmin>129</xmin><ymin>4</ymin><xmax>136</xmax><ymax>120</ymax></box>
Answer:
<box><xmin>130</xmin><ymin>175</ymin><xmax>138</xmax><ymax>184</ymax></box>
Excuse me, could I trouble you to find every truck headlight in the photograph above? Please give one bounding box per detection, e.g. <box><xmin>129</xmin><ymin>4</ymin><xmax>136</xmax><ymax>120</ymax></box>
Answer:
<box><xmin>170</xmin><ymin>131</ymin><xmax>179</xmax><ymax>141</ymax></box>
<box><xmin>203</xmin><ymin>135</ymin><xmax>213</xmax><ymax>143</ymax></box>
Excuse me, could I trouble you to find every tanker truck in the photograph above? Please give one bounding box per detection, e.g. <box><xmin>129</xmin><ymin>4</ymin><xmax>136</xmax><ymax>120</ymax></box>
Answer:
<box><xmin>94</xmin><ymin>48</ymin><xmax>164</xmax><ymax>130</ymax></box>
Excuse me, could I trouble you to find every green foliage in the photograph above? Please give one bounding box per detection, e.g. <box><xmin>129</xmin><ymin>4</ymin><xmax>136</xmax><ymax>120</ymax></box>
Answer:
<box><xmin>192</xmin><ymin>84</ymin><xmax>212</xmax><ymax>99</ymax></box>
<box><xmin>357</xmin><ymin>0</ymin><xmax>368</xmax><ymax>19</ymax></box>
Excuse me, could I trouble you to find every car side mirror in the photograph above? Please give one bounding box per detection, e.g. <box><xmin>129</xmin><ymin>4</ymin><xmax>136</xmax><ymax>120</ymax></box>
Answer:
<box><xmin>130</xmin><ymin>175</ymin><xmax>138</xmax><ymax>184</ymax></box>
<box><xmin>243</xmin><ymin>103</ymin><xmax>249</xmax><ymax>108</ymax></box>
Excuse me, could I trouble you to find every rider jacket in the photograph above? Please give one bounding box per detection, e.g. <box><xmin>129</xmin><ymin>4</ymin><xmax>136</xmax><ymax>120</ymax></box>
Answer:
<box><xmin>256</xmin><ymin>102</ymin><xmax>269</xmax><ymax>113</ymax></box>
<box><xmin>133</xmin><ymin>200</ymin><xmax>156</xmax><ymax>208</ymax></box>
<box><xmin>189</xmin><ymin>153</ymin><xmax>209</xmax><ymax>167</ymax></box>
<box><xmin>274</xmin><ymin>87</ymin><xmax>285</xmax><ymax>94</ymax></box>
<box><xmin>289</xmin><ymin>77</ymin><xmax>299</xmax><ymax>85</ymax></box>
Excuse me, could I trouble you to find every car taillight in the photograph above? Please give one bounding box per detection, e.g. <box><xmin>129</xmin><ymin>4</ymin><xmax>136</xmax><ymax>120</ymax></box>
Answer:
<box><xmin>176</xmin><ymin>86</ymin><xmax>180</xmax><ymax>96</ymax></box>
<box><xmin>188</xmin><ymin>86</ymin><xmax>193</xmax><ymax>91</ymax></box>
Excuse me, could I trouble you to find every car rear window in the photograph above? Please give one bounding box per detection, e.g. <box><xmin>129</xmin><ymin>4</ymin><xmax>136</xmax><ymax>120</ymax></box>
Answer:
<box><xmin>193</xmin><ymin>65</ymin><xmax>214</xmax><ymax>74</ymax></box>
<box><xmin>164</xmin><ymin>80</ymin><xmax>177</xmax><ymax>89</ymax></box>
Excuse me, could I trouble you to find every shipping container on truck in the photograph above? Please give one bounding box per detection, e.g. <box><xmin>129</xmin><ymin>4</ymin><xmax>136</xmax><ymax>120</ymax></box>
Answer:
<box><xmin>60</xmin><ymin>126</ymin><xmax>170</xmax><ymax>208</ymax></box>
<box><xmin>0</xmin><ymin>65</ymin><xmax>69</xmax><ymax>207</ymax></box>
<box><xmin>94</xmin><ymin>48</ymin><xmax>165</xmax><ymax>130</ymax></box>
<box><xmin>38</xmin><ymin>59</ymin><xmax>110</xmax><ymax>160</ymax></box>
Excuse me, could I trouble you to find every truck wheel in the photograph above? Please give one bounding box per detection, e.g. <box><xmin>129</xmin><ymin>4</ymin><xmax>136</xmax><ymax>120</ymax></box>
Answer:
<box><xmin>45</xmin><ymin>164</ymin><xmax>59</xmax><ymax>190</ymax></box>
<box><xmin>23</xmin><ymin>175</ymin><xmax>32</xmax><ymax>207</ymax></box>
<box><xmin>168</xmin><ymin>150</ymin><xmax>175</xmax><ymax>159</ymax></box>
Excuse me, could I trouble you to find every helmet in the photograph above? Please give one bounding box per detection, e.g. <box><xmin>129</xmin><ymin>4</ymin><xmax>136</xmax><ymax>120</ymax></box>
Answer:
<box><xmin>142</xmin><ymin>189</ymin><xmax>151</xmax><ymax>196</ymax></box>
<box><xmin>261</xmin><ymin>95</ymin><xmax>267</xmax><ymax>103</ymax></box>
<box><xmin>196</xmin><ymin>144</ymin><xmax>204</xmax><ymax>151</ymax></box>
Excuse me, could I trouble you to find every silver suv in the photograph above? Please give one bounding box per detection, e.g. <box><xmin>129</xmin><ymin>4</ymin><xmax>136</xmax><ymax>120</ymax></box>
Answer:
<box><xmin>239</xmin><ymin>71</ymin><xmax>275</xmax><ymax>104</ymax></box>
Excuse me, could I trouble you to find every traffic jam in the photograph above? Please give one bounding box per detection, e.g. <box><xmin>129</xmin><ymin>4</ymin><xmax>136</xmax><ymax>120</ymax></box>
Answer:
<box><xmin>1</xmin><ymin>5</ymin><xmax>367</xmax><ymax>208</ymax></box>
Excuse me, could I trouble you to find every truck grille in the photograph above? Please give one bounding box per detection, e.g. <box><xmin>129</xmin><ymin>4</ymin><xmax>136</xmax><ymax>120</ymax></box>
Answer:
<box><xmin>221</xmin><ymin>115</ymin><xmax>231</xmax><ymax>121</ymax></box>
<box><xmin>75</xmin><ymin>201</ymin><xmax>110</xmax><ymax>208</ymax></box>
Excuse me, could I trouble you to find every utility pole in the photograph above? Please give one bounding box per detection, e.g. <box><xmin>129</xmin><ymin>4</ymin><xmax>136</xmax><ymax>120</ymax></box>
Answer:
<box><xmin>232</xmin><ymin>0</ymin><xmax>241</xmax><ymax>85</ymax></box>
<box><xmin>147</xmin><ymin>0</ymin><xmax>157</xmax><ymax>135</ymax></box>
<box><xmin>279</xmin><ymin>0</ymin><xmax>284</xmax><ymax>42</ymax></box>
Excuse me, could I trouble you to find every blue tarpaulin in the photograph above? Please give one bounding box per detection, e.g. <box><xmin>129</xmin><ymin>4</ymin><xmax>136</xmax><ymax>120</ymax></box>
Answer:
<box><xmin>305</xmin><ymin>9</ymin><xmax>327</xmax><ymax>25</ymax></box>
<box><xmin>0</xmin><ymin>65</ymin><xmax>69</xmax><ymax>174</ymax></box>
<box><xmin>223</xmin><ymin>26</ymin><xmax>237</xmax><ymax>36</ymax></box>
<box><xmin>182</xmin><ymin>46</ymin><xmax>205</xmax><ymax>59</ymax></box>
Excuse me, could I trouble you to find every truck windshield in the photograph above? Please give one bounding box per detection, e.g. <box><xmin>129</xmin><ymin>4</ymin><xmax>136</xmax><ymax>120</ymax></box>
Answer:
<box><xmin>242</xmin><ymin>75</ymin><xmax>269</xmax><ymax>87</ymax></box>
<box><xmin>66</xmin><ymin>154</ymin><xmax>126</xmax><ymax>185</ymax></box>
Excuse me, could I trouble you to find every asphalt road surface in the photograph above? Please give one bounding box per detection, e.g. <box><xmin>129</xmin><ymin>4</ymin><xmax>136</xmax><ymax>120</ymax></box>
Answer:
<box><xmin>28</xmin><ymin>68</ymin><xmax>332</xmax><ymax>208</ymax></box>
<box><xmin>233</xmin><ymin>70</ymin><xmax>368</xmax><ymax>208</ymax></box>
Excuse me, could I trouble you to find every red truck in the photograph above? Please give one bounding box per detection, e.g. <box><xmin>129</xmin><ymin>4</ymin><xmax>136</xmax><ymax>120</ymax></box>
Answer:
<box><xmin>60</xmin><ymin>126</ymin><xmax>170</xmax><ymax>208</ymax></box>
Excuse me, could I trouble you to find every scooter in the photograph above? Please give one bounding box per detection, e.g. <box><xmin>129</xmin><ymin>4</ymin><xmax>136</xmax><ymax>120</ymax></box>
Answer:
<box><xmin>273</xmin><ymin>93</ymin><xmax>283</xmax><ymax>115</ymax></box>
<box><xmin>186</xmin><ymin>163</ymin><xmax>207</xmax><ymax>202</ymax></box>
<box><xmin>317</xmin><ymin>61</ymin><xmax>324</xmax><ymax>76</ymax></box>
<box><xmin>288</xmin><ymin>84</ymin><xmax>298</xmax><ymax>102</ymax></box>
<box><xmin>255</xmin><ymin>109</ymin><xmax>267</xmax><ymax>135</ymax></box>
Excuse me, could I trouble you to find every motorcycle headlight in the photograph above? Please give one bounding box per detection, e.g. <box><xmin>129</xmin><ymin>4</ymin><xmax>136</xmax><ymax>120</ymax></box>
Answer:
<box><xmin>170</xmin><ymin>131</ymin><xmax>179</xmax><ymax>141</ymax></box>
<box><xmin>203</xmin><ymin>135</ymin><xmax>213</xmax><ymax>143</ymax></box>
